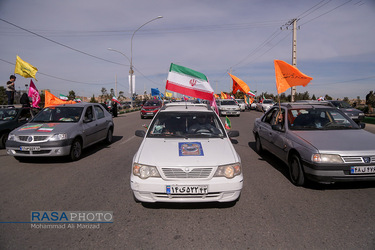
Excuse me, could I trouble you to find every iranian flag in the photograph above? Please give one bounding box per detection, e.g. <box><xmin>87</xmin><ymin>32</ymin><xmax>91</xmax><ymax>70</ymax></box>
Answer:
<box><xmin>59</xmin><ymin>94</ymin><xmax>68</xmax><ymax>100</ymax></box>
<box><xmin>166</xmin><ymin>63</ymin><xmax>214</xmax><ymax>101</ymax></box>
<box><xmin>112</xmin><ymin>96</ymin><xmax>121</xmax><ymax>104</ymax></box>
<box><xmin>249</xmin><ymin>90</ymin><xmax>256</xmax><ymax>97</ymax></box>
<box><xmin>225</xmin><ymin>116</ymin><xmax>231</xmax><ymax>130</ymax></box>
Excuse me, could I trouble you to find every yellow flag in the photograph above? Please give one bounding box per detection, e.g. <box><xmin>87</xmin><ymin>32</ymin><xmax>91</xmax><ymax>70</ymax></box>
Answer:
<box><xmin>165</xmin><ymin>92</ymin><xmax>173</xmax><ymax>98</ymax></box>
<box><xmin>14</xmin><ymin>55</ymin><xmax>38</xmax><ymax>79</ymax></box>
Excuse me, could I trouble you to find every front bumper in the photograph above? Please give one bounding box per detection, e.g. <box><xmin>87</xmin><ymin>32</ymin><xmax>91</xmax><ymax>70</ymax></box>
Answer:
<box><xmin>220</xmin><ymin>110</ymin><xmax>240</xmax><ymax>116</ymax></box>
<box><xmin>131</xmin><ymin>175</ymin><xmax>243</xmax><ymax>203</ymax></box>
<box><xmin>6</xmin><ymin>139</ymin><xmax>73</xmax><ymax>157</ymax></box>
<box><xmin>303</xmin><ymin>161</ymin><xmax>375</xmax><ymax>183</ymax></box>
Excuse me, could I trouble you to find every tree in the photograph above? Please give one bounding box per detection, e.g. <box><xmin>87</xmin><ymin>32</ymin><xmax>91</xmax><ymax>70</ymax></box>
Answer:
<box><xmin>68</xmin><ymin>90</ymin><xmax>76</xmax><ymax>100</ymax></box>
<box><xmin>324</xmin><ymin>94</ymin><xmax>333</xmax><ymax>100</ymax></box>
<box><xmin>343</xmin><ymin>97</ymin><xmax>349</xmax><ymax>103</ymax></box>
<box><xmin>90</xmin><ymin>94</ymin><xmax>98</xmax><ymax>103</ymax></box>
<box><xmin>0</xmin><ymin>86</ymin><xmax>6</xmax><ymax>105</ymax></box>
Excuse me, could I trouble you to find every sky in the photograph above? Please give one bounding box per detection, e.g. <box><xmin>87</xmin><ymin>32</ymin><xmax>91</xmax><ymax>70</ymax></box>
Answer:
<box><xmin>1</xmin><ymin>0</ymin><xmax>374</xmax><ymax>100</ymax></box>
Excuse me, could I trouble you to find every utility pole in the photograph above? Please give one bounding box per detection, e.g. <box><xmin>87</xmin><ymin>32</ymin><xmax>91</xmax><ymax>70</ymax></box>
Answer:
<box><xmin>115</xmin><ymin>74</ymin><xmax>117</xmax><ymax>97</ymax></box>
<box><xmin>229</xmin><ymin>68</ymin><xmax>232</xmax><ymax>93</ymax></box>
<box><xmin>282</xmin><ymin>18</ymin><xmax>299</xmax><ymax>102</ymax></box>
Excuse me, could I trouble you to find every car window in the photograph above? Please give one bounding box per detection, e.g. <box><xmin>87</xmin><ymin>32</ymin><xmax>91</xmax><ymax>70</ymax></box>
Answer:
<box><xmin>94</xmin><ymin>105</ymin><xmax>105</xmax><ymax>119</ymax></box>
<box><xmin>84</xmin><ymin>106</ymin><xmax>94</xmax><ymax>122</ymax></box>
<box><xmin>221</xmin><ymin>100</ymin><xmax>236</xmax><ymax>105</ymax></box>
<box><xmin>0</xmin><ymin>109</ymin><xmax>17</xmax><ymax>121</ymax></box>
<box><xmin>33</xmin><ymin>107</ymin><xmax>83</xmax><ymax>122</ymax></box>
<box><xmin>289</xmin><ymin>108</ymin><xmax>357</xmax><ymax>130</ymax></box>
<box><xmin>147</xmin><ymin>112</ymin><xmax>225</xmax><ymax>138</ymax></box>
<box><xmin>19</xmin><ymin>109</ymin><xmax>32</xmax><ymax>121</ymax></box>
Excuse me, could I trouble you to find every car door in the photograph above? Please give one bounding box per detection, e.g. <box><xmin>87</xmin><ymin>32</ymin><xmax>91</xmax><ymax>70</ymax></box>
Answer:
<box><xmin>258</xmin><ymin>108</ymin><xmax>278</xmax><ymax>151</ymax></box>
<box><xmin>266</xmin><ymin>107</ymin><xmax>287</xmax><ymax>160</ymax></box>
<box><xmin>82</xmin><ymin>105</ymin><xmax>99</xmax><ymax>146</ymax></box>
<box><xmin>93</xmin><ymin>104</ymin><xmax>108</xmax><ymax>140</ymax></box>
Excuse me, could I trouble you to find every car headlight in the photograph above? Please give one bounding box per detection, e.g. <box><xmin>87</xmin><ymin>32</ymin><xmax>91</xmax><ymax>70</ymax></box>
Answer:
<box><xmin>49</xmin><ymin>133</ymin><xmax>68</xmax><ymax>141</ymax></box>
<box><xmin>7</xmin><ymin>134</ymin><xmax>15</xmax><ymax>141</ymax></box>
<box><xmin>214</xmin><ymin>163</ymin><xmax>241</xmax><ymax>179</ymax></box>
<box><xmin>312</xmin><ymin>154</ymin><xmax>343</xmax><ymax>163</ymax></box>
<box><xmin>133</xmin><ymin>163</ymin><xmax>161</xmax><ymax>179</ymax></box>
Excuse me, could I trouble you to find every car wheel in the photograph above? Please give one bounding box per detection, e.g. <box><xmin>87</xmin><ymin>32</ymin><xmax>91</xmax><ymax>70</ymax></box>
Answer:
<box><xmin>289</xmin><ymin>154</ymin><xmax>305</xmax><ymax>186</ymax></box>
<box><xmin>0</xmin><ymin>132</ymin><xmax>9</xmax><ymax>149</ymax></box>
<box><xmin>104</xmin><ymin>128</ymin><xmax>113</xmax><ymax>145</ymax></box>
<box><xmin>255</xmin><ymin>134</ymin><xmax>263</xmax><ymax>154</ymax></box>
<box><xmin>69</xmin><ymin>139</ymin><xmax>82</xmax><ymax>161</ymax></box>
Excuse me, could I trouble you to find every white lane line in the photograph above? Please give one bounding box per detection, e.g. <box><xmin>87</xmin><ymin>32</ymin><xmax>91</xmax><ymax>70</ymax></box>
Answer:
<box><xmin>120</xmin><ymin>135</ymin><xmax>136</xmax><ymax>145</ymax></box>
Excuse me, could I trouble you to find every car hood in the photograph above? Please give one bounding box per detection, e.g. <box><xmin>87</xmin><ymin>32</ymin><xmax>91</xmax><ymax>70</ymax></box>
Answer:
<box><xmin>12</xmin><ymin>122</ymin><xmax>77</xmax><ymax>134</ymax></box>
<box><xmin>292</xmin><ymin>129</ymin><xmax>375</xmax><ymax>153</ymax></box>
<box><xmin>135</xmin><ymin>138</ymin><xmax>238</xmax><ymax>167</ymax></box>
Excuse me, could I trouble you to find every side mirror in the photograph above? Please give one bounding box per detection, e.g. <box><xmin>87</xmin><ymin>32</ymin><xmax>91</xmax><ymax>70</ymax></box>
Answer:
<box><xmin>272</xmin><ymin>124</ymin><xmax>284</xmax><ymax>132</ymax></box>
<box><xmin>227</xmin><ymin>130</ymin><xmax>239</xmax><ymax>137</ymax></box>
<box><xmin>135</xmin><ymin>130</ymin><xmax>146</xmax><ymax>137</ymax></box>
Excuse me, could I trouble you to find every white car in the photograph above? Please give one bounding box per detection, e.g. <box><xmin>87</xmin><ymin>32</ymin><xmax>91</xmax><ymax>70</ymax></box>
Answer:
<box><xmin>131</xmin><ymin>102</ymin><xmax>243</xmax><ymax>203</ymax></box>
<box><xmin>217</xmin><ymin>99</ymin><xmax>240</xmax><ymax>116</ymax></box>
<box><xmin>260</xmin><ymin>99</ymin><xmax>275</xmax><ymax>112</ymax></box>
<box><xmin>235</xmin><ymin>99</ymin><xmax>246</xmax><ymax>111</ymax></box>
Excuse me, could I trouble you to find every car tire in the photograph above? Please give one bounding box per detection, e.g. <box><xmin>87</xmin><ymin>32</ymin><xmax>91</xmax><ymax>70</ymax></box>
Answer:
<box><xmin>289</xmin><ymin>154</ymin><xmax>305</xmax><ymax>186</ymax></box>
<box><xmin>104</xmin><ymin>128</ymin><xmax>113</xmax><ymax>145</ymax></box>
<box><xmin>255</xmin><ymin>134</ymin><xmax>263</xmax><ymax>154</ymax></box>
<box><xmin>0</xmin><ymin>132</ymin><xmax>9</xmax><ymax>149</ymax></box>
<box><xmin>69</xmin><ymin>138</ymin><xmax>82</xmax><ymax>161</ymax></box>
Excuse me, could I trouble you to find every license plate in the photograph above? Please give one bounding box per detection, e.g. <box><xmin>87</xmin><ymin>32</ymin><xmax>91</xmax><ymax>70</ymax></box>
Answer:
<box><xmin>166</xmin><ymin>185</ymin><xmax>208</xmax><ymax>194</ymax></box>
<box><xmin>20</xmin><ymin>146</ymin><xmax>41</xmax><ymax>151</ymax></box>
<box><xmin>350</xmin><ymin>166</ymin><xmax>375</xmax><ymax>174</ymax></box>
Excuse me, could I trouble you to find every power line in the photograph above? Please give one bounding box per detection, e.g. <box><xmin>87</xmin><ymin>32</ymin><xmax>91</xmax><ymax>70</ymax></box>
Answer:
<box><xmin>0</xmin><ymin>18</ymin><xmax>126</xmax><ymax>66</ymax></box>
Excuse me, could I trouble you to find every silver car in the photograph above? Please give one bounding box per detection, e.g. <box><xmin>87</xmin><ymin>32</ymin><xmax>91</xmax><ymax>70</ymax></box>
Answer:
<box><xmin>6</xmin><ymin>103</ymin><xmax>114</xmax><ymax>161</ymax></box>
<box><xmin>217</xmin><ymin>100</ymin><xmax>240</xmax><ymax>117</ymax></box>
<box><xmin>253</xmin><ymin>102</ymin><xmax>375</xmax><ymax>185</ymax></box>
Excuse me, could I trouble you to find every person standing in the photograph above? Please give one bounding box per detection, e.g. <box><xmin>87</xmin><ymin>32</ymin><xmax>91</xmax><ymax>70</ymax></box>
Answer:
<box><xmin>6</xmin><ymin>75</ymin><xmax>16</xmax><ymax>105</ymax></box>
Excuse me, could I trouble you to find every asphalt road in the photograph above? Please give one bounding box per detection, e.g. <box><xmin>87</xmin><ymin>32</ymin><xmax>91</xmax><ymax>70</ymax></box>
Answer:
<box><xmin>0</xmin><ymin>110</ymin><xmax>374</xmax><ymax>249</ymax></box>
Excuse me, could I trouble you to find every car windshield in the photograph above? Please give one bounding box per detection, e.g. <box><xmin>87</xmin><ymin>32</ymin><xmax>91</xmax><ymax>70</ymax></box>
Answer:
<box><xmin>263</xmin><ymin>100</ymin><xmax>273</xmax><ymax>104</ymax></box>
<box><xmin>288</xmin><ymin>108</ymin><xmax>358</xmax><ymax>130</ymax></box>
<box><xmin>147</xmin><ymin>111</ymin><xmax>225</xmax><ymax>138</ymax></box>
<box><xmin>144</xmin><ymin>100</ymin><xmax>161</xmax><ymax>107</ymax></box>
<box><xmin>331</xmin><ymin>101</ymin><xmax>352</xmax><ymax>109</ymax></box>
<box><xmin>236</xmin><ymin>100</ymin><xmax>245</xmax><ymax>103</ymax></box>
<box><xmin>221</xmin><ymin>100</ymin><xmax>236</xmax><ymax>105</ymax></box>
<box><xmin>32</xmin><ymin>107</ymin><xmax>83</xmax><ymax>123</ymax></box>
<box><xmin>0</xmin><ymin>109</ymin><xmax>18</xmax><ymax>121</ymax></box>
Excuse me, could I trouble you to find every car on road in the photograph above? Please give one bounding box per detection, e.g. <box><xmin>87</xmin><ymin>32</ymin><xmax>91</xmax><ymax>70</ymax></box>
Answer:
<box><xmin>253</xmin><ymin>102</ymin><xmax>375</xmax><ymax>186</ymax></box>
<box><xmin>132</xmin><ymin>102</ymin><xmax>243</xmax><ymax>203</ymax></box>
<box><xmin>328</xmin><ymin>100</ymin><xmax>365</xmax><ymax>124</ymax></box>
<box><xmin>0</xmin><ymin>106</ymin><xmax>40</xmax><ymax>148</ymax></box>
<box><xmin>217</xmin><ymin>99</ymin><xmax>240</xmax><ymax>116</ymax></box>
<box><xmin>140</xmin><ymin>99</ymin><xmax>162</xmax><ymax>119</ymax></box>
<box><xmin>6</xmin><ymin>103</ymin><xmax>114</xmax><ymax>161</ymax></box>
<box><xmin>258</xmin><ymin>99</ymin><xmax>275</xmax><ymax>112</ymax></box>
<box><xmin>235</xmin><ymin>99</ymin><xmax>246</xmax><ymax>111</ymax></box>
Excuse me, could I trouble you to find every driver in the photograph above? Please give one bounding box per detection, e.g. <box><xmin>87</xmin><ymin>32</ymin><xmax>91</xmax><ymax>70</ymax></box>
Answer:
<box><xmin>188</xmin><ymin>114</ymin><xmax>220</xmax><ymax>134</ymax></box>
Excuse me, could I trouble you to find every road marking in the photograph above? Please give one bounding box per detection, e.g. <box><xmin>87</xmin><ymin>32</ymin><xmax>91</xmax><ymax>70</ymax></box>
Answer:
<box><xmin>120</xmin><ymin>135</ymin><xmax>136</xmax><ymax>145</ymax></box>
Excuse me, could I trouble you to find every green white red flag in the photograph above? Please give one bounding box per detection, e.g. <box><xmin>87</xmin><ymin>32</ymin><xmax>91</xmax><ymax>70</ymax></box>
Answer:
<box><xmin>225</xmin><ymin>116</ymin><xmax>231</xmax><ymax>130</ymax></box>
<box><xmin>166</xmin><ymin>63</ymin><xmax>214</xmax><ymax>101</ymax></box>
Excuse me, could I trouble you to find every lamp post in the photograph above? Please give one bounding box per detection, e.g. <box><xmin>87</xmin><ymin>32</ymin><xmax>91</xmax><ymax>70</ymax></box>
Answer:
<box><xmin>130</xmin><ymin>16</ymin><xmax>163</xmax><ymax>108</ymax></box>
<box><xmin>108</xmin><ymin>16</ymin><xmax>162</xmax><ymax>108</ymax></box>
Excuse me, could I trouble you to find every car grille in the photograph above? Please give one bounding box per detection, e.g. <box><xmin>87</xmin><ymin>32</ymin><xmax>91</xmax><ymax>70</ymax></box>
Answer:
<box><xmin>341</xmin><ymin>156</ymin><xmax>375</xmax><ymax>164</ymax></box>
<box><xmin>153</xmin><ymin>192</ymin><xmax>221</xmax><ymax>199</ymax></box>
<box><xmin>161</xmin><ymin>167</ymin><xmax>213</xmax><ymax>179</ymax></box>
<box><xmin>18</xmin><ymin>135</ymin><xmax>50</xmax><ymax>142</ymax></box>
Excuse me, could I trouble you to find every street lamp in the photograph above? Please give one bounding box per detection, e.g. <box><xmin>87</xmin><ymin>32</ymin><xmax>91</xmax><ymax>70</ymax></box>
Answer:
<box><xmin>108</xmin><ymin>16</ymin><xmax>162</xmax><ymax>108</ymax></box>
<box><xmin>129</xmin><ymin>16</ymin><xmax>163</xmax><ymax>108</ymax></box>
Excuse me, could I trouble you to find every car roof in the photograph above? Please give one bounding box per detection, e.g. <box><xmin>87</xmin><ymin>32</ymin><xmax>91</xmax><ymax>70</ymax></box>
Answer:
<box><xmin>46</xmin><ymin>102</ymin><xmax>97</xmax><ymax>108</ymax></box>
<box><xmin>161</xmin><ymin>102</ymin><xmax>212</xmax><ymax>112</ymax></box>
<box><xmin>280</xmin><ymin>101</ymin><xmax>335</xmax><ymax>109</ymax></box>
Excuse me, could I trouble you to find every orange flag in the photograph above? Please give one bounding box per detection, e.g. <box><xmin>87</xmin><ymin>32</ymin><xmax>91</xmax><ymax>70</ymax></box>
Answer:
<box><xmin>228</xmin><ymin>73</ymin><xmax>251</xmax><ymax>95</ymax></box>
<box><xmin>274</xmin><ymin>60</ymin><xmax>313</xmax><ymax>94</ymax></box>
<box><xmin>44</xmin><ymin>90</ymin><xmax>76</xmax><ymax>108</ymax></box>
